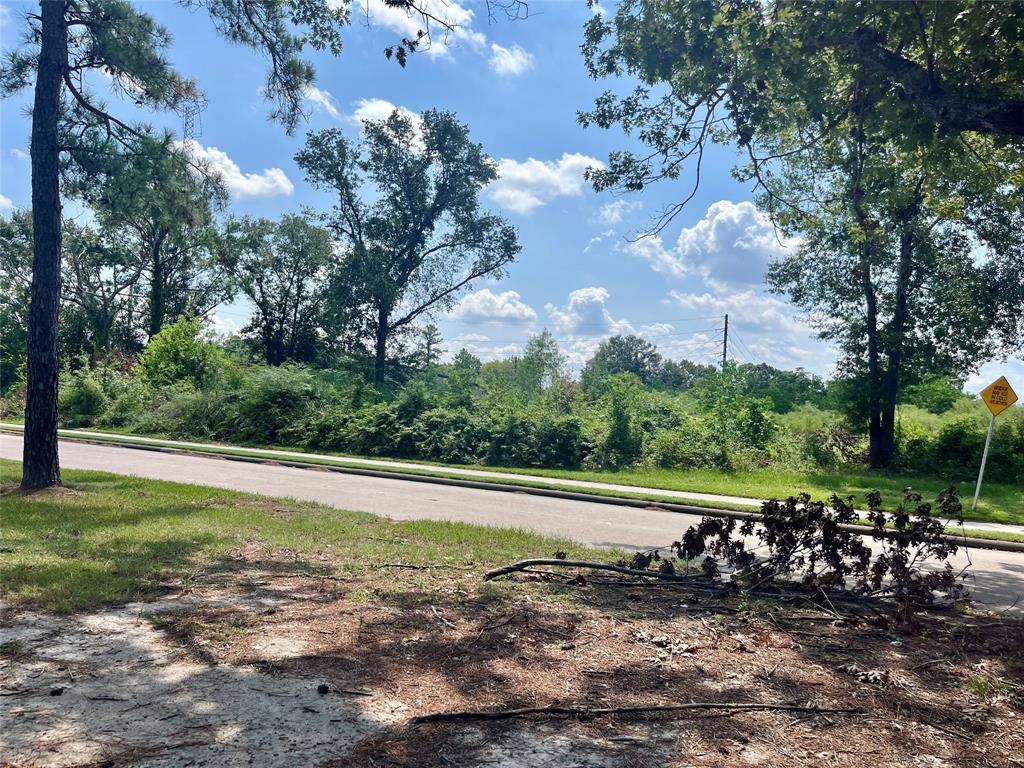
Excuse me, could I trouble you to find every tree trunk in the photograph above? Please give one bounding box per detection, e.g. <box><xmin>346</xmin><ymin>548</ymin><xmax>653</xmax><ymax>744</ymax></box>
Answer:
<box><xmin>373</xmin><ymin>307</ymin><xmax>389</xmax><ymax>385</ymax></box>
<box><xmin>22</xmin><ymin>0</ymin><xmax>68</xmax><ymax>490</ymax></box>
<box><xmin>148</xmin><ymin>239</ymin><xmax>166</xmax><ymax>339</ymax></box>
<box><xmin>877</xmin><ymin>209</ymin><xmax>918</xmax><ymax>469</ymax></box>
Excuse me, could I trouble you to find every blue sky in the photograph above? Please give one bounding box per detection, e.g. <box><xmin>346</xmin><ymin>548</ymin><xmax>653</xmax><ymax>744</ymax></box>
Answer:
<box><xmin>1</xmin><ymin>0</ymin><xmax>1020</xmax><ymax>392</ymax></box>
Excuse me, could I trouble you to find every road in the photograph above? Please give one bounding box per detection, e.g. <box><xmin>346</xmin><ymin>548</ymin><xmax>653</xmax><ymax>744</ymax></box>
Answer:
<box><xmin>3</xmin><ymin>434</ymin><xmax>1023</xmax><ymax>610</ymax></box>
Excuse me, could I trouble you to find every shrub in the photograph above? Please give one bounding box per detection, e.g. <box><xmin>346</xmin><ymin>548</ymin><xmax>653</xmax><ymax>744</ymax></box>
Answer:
<box><xmin>644</xmin><ymin>420</ymin><xmax>728</xmax><ymax>470</ymax></box>
<box><xmin>411</xmin><ymin>408</ymin><xmax>490</xmax><ymax>464</ymax></box>
<box><xmin>536</xmin><ymin>416</ymin><xmax>588</xmax><ymax>469</ymax></box>
<box><xmin>139</xmin><ymin>317</ymin><xmax>227</xmax><ymax>390</ymax></box>
<box><xmin>58</xmin><ymin>370</ymin><xmax>107</xmax><ymax>427</ymax></box>
<box><xmin>222</xmin><ymin>365</ymin><xmax>326</xmax><ymax>445</ymax></box>
<box><xmin>487</xmin><ymin>414</ymin><xmax>539</xmax><ymax>466</ymax></box>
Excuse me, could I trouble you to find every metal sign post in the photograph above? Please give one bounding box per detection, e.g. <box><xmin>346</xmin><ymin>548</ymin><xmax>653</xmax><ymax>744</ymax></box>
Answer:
<box><xmin>972</xmin><ymin>375</ymin><xmax>1019</xmax><ymax>512</ymax></box>
<box><xmin>971</xmin><ymin>414</ymin><xmax>995</xmax><ymax>513</ymax></box>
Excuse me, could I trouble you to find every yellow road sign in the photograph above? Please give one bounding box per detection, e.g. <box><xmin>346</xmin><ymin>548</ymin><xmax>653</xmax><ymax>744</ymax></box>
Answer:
<box><xmin>980</xmin><ymin>376</ymin><xmax>1018</xmax><ymax>417</ymax></box>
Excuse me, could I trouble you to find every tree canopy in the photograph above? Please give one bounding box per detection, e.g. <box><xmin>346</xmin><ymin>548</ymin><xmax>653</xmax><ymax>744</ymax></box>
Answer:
<box><xmin>296</xmin><ymin>109</ymin><xmax>521</xmax><ymax>384</ymax></box>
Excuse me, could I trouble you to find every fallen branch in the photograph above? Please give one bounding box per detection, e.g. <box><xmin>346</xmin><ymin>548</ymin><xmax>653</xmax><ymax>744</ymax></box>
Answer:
<box><xmin>484</xmin><ymin>559</ymin><xmax>705</xmax><ymax>585</ymax></box>
<box><xmin>411</xmin><ymin>701</ymin><xmax>864</xmax><ymax>725</ymax></box>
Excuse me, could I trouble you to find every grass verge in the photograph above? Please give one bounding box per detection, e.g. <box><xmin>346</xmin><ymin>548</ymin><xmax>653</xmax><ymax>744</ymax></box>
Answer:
<box><xmin>0</xmin><ymin>459</ymin><xmax>608</xmax><ymax>613</ymax></box>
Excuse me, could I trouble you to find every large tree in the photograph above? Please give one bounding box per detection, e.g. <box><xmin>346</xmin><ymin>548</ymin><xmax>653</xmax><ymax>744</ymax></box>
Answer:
<box><xmin>228</xmin><ymin>214</ymin><xmax>334</xmax><ymax>365</ymax></box>
<box><xmin>581</xmin><ymin>0</ymin><xmax>1024</xmax><ymax>467</ymax></box>
<box><xmin>296</xmin><ymin>110</ymin><xmax>521</xmax><ymax>385</ymax></box>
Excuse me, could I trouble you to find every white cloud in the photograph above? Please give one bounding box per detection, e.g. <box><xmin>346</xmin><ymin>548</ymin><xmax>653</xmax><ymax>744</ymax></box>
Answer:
<box><xmin>10</xmin><ymin>148</ymin><xmax>28</xmax><ymax>161</ymax></box>
<box><xmin>176</xmin><ymin>140</ymin><xmax>293</xmax><ymax>199</ymax></box>
<box><xmin>546</xmin><ymin>286</ymin><xmax>633</xmax><ymax>337</ymax></box>
<box><xmin>490</xmin><ymin>153</ymin><xmax>602</xmax><ymax>214</ymax></box>
<box><xmin>0</xmin><ymin>193</ymin><xmax>13</xmax><ymax>210</ymax></box>
<box><xmin>626</xmin><ymin>235</ymin><xmax>688</xmax><ymax>278</ymax></box>
<box><xmin>596</xmin><ymin>199</ymin><xmax>642</xmax><ymax>225</ymax></box>
<box><xmin>351</xmin><ymin>97</ymin><xmax>420</xmax><ymax>127</ymax></box>
<box><xmin>488</xmin><ymin>43</ymin><xmax>534</xmax><ymax>76</ymax></box>
<box><xmin>304</xmin><ymin>85</ymin><xmax>341</xmax><ymax>121</ymax></box>
<box><xmin>357</xmin><ymin>0</ymin><xmax>486</xmax><ymax>59</ymax></box>
<box><xmin>448</xmin><ymin>334</ymin><xmax>522</xmax><ymax>362</ymax></box>
<box><xmin>584</xmin><ymin>228</ymin><xmax>617</xmax><ymax>254</ymax></box>
<box><xmin>629</xmin><ymin>200</ymin><xmax>796</xmax><ymax>289</ymax></box>
<box><xmin>450</xmin><ymin>288</ymin><xmax>538</xmax><ymax>323</ymax></box>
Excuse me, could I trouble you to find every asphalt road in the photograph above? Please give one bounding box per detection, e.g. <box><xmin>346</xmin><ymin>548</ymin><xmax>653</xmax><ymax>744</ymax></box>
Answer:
<box><xmin>3</xmin><ymin>434</ymin><xmax>1023</xmax><ymax>610</ymax></box>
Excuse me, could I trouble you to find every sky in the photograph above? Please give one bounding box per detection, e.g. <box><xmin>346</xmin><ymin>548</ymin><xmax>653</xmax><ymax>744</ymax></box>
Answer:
<box><xmin>0</xmin><ymin>0</ymin><xmax>1020</xmax><ymax>393</ymax></box>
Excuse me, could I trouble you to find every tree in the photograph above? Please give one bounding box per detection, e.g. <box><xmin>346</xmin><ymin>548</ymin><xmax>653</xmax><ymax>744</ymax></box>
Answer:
<box><xmin>653</xmin><ymin>358</ymin><xmax>716</xmax><ymax>393</ymax></box>
<box><xmin>1</xmin><ymin>0</ymin><xmax>351</xmax><ymax>489</ymax></box>
<box><xmin>228</xmin><ymin>215</ymin><xmax>333</xmax><ymax>365</ymax></box>
<box><xmin>296</xmin><ymin>110</ymin><xmax>521</xmax><ymax>385</ymax></box>
<box><xmin>515</xmin><ymin>330</ymin><xmax>565</xmax><ymax>395</ymax></box>
<box><xmin>415</xmin><ymin>324</ymin><xmax>446</xmax><ymax>369</ymax></box>
<box><xmin>767</xmin><ymin>156</ymin><xmax>1024</xmax><ymax>466</ymax></box>
<box><xmin>582</xmin><ymin>335</ymin><xmax>662</xmax><ymax>390</ymax></box>
<box><xmin>581</xmin><ymin>0</ymin><xmax>1024</xmax><ymax>466</ymax></box>
<box><xmin>80</xmin><ymin>145</ymin><xmax>233</xmax><ymax>338</ymax></box>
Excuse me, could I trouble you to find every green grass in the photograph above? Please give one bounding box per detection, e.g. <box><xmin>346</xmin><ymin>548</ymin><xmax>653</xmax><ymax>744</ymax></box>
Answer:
<box><xmin>0</xmin><ymin>459</ymin><xmax>601</xmax><ymax>613</ymax></box>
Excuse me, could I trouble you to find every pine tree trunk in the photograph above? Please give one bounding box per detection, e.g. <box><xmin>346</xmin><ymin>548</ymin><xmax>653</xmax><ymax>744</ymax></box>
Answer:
<box><xmin>22</xmin><ymin>0</ymin><xmax>68</xmax><ymax>490</ymax></box>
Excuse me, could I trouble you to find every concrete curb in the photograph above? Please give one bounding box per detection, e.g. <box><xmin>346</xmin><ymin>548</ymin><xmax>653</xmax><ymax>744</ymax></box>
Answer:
<box><xmin>5</xmin><ymin>428</ymin><xmax>1023</xmax><ymax>555</ymax></box>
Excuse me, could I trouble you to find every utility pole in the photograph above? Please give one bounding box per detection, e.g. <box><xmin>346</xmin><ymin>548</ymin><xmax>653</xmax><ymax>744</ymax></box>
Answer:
<box><xmin>722</xmin><ymin>313</ymin><xmax>729</xmax><ymax>368</ymax></box>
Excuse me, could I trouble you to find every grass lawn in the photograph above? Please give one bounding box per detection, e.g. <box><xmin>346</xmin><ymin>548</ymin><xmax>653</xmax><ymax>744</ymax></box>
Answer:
<box><xmin>0</xmin><ymin>459</ymin><xmax>600</xmax><ymax>613</ymax></box>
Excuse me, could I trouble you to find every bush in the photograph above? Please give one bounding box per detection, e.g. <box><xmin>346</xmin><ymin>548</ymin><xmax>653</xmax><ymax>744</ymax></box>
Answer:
<box><xmin>222</xmin><ymin>365</ymin><xmax>326</xmax><ymax>445</ymax></box>
<box><xmin>411</xmin><ymin>408</ymin><xmax>490</xmax><ymax>464</ymax></box>
<box><xmin>644</xmin><ymin>420</ymin><xmax>728</xmax><ymax>471</ymax></box>
<box><xmin>487</xmin><ymin>414</ymin><xmax>539</xmax><ymax>466</ymax></box>
<box><xmin>58</xmin><ymin>370</ymin><xmax>107</xmax><ymax>427</ymax></box>
<box><xmin>536</xmin><ymin>416</ymin><xmax>588</xmax><ymax>469</ymax></box>
<box><xmin>139</xmin><ymin>317</ymin><xmax>228</xmax><ymax>390</ymax></box>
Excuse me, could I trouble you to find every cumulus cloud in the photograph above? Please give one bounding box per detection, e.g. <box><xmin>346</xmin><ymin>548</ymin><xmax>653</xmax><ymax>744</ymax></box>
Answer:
<box><xmin>10</xmin><ymin>148</ymin><xmax>28</xmax><ymax>161</ymax></box>
<box><xmin>490</xmin><ymin>153</ymin><xmax>602</xmax><ymax>214</ymax></box>
<box><xmin>626</xmin><ymin>235</ymin><xmax>688</xmax><ymax>278</ymax></box>
<box><xmin>596</xmin><ymin>199</ymin><xmax>642</xmax><ymax>225</ymax></box>
<box><xmin>351</xmin><ymin>97</ymin><xmax>420</xmax><ymax>127</ymax></box>
<box><xmin>450</xmin><ymin>288</ymin><xmax>538</xmax><ymax>323</ymax></box>
<box><xmin>357</xmin><ymin>0</ymin><xmax>485</xmax><ymax>58</ymax></box>
<box><xmin>304</xmin><ymin>85</ymin><xmax>341</xmax><ymax>121</ymax></box>
<box><xmin>0</xmin><ymin>193</ymin><xmax>13</xmax><ymax>210</ymax></box>
<box><xmin>489</xmin><ymin>43</ymin><xmax>534</xmax><ymax>76</ymax></box>
<box><xmin>176</xmin><ymin>140</ymin><xmax>294</xmax><ymax>199</ymax></box>
<box><xmin>546</xmin><ymin>286</ymin><xmax>633</xmax><ymax>337</ymax></box>
<box><xmin>629</xmin><ymin>200</ymin><xmax>795</xmax><ymax>289</ymax></box>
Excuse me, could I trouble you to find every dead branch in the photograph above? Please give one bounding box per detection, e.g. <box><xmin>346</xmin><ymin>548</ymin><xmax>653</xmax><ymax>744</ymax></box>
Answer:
<box><xmin>484</xmin><ymin>559</ymin><xmax>705</xmax><ymax>585</ymax></box>
<box><xmin>410</xmin><ymin>701</ymin><xmax>864</xmax><ymax>725</ymax></box>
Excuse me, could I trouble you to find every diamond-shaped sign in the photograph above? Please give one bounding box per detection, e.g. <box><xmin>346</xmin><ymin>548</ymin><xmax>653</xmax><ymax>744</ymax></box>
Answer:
<box><xmin>980</xmin><ymin>376</ymin><xmax>1018</xmax><ymax>417</ymax></box>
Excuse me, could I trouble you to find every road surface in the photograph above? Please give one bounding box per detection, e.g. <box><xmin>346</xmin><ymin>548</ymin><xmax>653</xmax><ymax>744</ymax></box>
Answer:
<box><xmin>3</xmin><ymin>434</ymin><xmax>1022</xmax><ymax>610</ymax></box>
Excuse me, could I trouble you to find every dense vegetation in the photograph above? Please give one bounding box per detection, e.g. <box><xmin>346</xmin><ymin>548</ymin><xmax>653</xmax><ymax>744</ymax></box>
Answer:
<box><xmin>4</xmin><ymin>317</ymin><xmax>1019</xmax><ymax>486</ymax></box>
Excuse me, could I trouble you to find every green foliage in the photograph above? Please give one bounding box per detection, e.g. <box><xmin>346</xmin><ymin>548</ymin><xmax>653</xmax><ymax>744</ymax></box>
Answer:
<box><xmin>296</xmin><ymin>110</ymin><xmax>520</xmax><ymax>383</ymax></box>
<box><xmin>582</xmin><ymin>335</ymin><xmax>662</xmax><ymax>391</ymax></box>
<box><xmin>901</xmin><ymin>377</ymin><xmax>965</xmax><ymax>414</ymax></box>
<box><xmin>58</xmin><ymin>370</ymin><xmax>108</xmax><ymax>428</ymax></box>
<box><xmin>138</xmin><ymin>317</ymin><xmax>228</xmax><ymax>390</ymax></box>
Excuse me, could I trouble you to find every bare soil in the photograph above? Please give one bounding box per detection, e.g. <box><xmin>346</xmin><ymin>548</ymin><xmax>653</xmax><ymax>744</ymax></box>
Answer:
<box><xmin>2</xmin><ymin>542</ymin><xmax>1022</xmax><ymax>768</ymax></box>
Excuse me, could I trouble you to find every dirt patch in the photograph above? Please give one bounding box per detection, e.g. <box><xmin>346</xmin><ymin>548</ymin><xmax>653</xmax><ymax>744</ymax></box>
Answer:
<box><xmin>2</xmin><ymin>550</ymin><xmax>1022</xmax><ymax>767</ymax></box>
